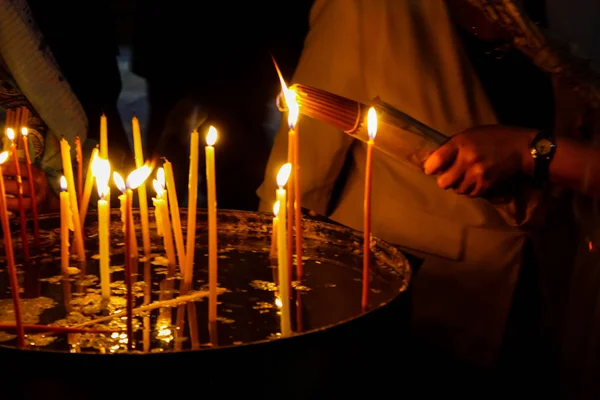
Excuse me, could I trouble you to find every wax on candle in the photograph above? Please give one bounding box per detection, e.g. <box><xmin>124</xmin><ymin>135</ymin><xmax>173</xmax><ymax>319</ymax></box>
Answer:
<box><xmin>205</xmin><ymin>126</ymin><xmax>219</xmax><ymax>322</ymax></box>
<box><xmin>60</xmin><ymin>138</ymin><xmax>86</xmax><ymax>267</ymax></box>
<box><xmin>362</xmin><ymin>107</ymin><xmax>378</xmax><ymax>311</ymax></box>
<box><xmin>163</xmin><ymin>160</ymin><xmax>186</xmax><ymax>270</ymax></box>
<box><xmin>75</xmin><ymin>136</ymin><xmax>83</xmax><ymax>205</ymax></box>
<box><xmin>100</xmin><ymin>114</ymin><xmax>108</xmax><ymax>159</ymax></box>
<box><xmin>276</xmin><ymin>163</ymin><xmax>292</xmax><ymax>336</ymax></box>
<box><xmin>132</xmin><ymin>116</ymin><xmax>151</xmax><ymax>259</ymax></box>
<box><xmin>0</xmin><ymin>152</ymin><xmax>24</xmax><ymax>347</ymax></box>
<box><xmin>183</xmin><ymin>130</ymin><xmax>199</xmax><ymax>292</ymax></box>
<box><xmin>152</xmin><ymin>178</ymin><xmax>176</xmax><ymax>275</ymax></box>
<box><xmin>20</xmin><ymin>128</ymin><xmax>40</xmax><ymax>250</ymax></box>
<box><xmin>7</xmin><ymin>128</ymin><xmax>30</xmax><ymax>264</ymax></box>
<box><xmin>80</xmin><ymin>147</ymin><xmax>99</xmax><ymax>226</ymax></box>
<box><xmin>270</xmin><ymin>201</ymin><xmax>280</xmax><ymax>259</ymax></box>
<box><xmin>288</xmin><ymin>91</ymin><xmax>303</xmax><ymax>278</ymax></box>
<box><xmin>95</xmin><ymin>159</ymin><xmax>111</xmax><ymax>301</ymax></box>
<box><xmin>59</xmin><ymin>176</ymin><xmax>73</xmax><ymax>313</ymax></box>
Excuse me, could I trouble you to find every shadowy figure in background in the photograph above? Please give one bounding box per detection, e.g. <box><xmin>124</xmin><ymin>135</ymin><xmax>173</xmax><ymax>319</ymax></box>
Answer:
<box><xmin>131</xmin><ymin>1</ymin><xmax>313</xmax><ymax>209</ymax></box>
<box><xmin>27</xmin><ymin>0</ymin><xmax>132</xmax><ymax>168</ymax></box>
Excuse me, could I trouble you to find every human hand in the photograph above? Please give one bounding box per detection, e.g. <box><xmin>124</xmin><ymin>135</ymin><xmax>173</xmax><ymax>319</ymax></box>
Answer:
<box><xmin>1</xmin><ymin>162</ymin><xmax>55</xmax><ymax>212</ymax></box>
<box><xmin>423</xmin><ymin>125</ymin><xmax>538</xmax><ymax>197</ymax></box>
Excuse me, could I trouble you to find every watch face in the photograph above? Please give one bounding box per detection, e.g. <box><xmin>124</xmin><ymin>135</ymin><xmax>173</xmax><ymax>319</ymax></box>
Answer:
<box><xmin>536</xmin><ymin>138</ymin><xmax>554</xmax><ymax>156</ymax></box>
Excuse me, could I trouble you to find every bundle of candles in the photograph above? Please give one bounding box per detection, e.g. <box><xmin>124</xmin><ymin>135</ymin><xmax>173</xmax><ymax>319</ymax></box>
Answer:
<box><xmin>0</xmin><ymin>73</ymin><xmax>380</xmax><ymax>350</ymax></box>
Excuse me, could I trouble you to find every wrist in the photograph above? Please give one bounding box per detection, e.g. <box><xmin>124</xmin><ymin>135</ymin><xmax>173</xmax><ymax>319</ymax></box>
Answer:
<box><xmin>521</xmin><ymin>129</ymin><xmax>539</xmax><ymax>177</ymax></box>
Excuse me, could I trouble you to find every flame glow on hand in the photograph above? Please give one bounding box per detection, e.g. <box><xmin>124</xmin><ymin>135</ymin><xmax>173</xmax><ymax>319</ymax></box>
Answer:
<box><xmin>367</xmin><ymin>107</ymin><xmax>378</xmax><ymax>141</ymax></box>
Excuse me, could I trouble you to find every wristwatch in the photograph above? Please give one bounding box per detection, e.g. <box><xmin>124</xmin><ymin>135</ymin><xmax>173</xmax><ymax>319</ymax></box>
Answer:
<box><xmin>529</xmin><ymin>130</ymin><xmax>556</xmax><ymax>186</ymax></box>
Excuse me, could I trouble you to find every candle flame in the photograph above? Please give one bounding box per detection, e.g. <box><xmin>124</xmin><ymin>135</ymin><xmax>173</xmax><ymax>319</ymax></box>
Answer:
<box><xmin>94</xmin><ymin>158</ymin><xmax>111</xmax><ymax>199</ymax></box>
<box><xmin>273</xmin><ymin>200</ymin><xmax>280</xmax><ymax>217</ymax></box>
<box><xmin>60</xmin><ymin>176</ymin><xmax>67</xmax><ymax>191</ymax></box>
<box><xmin>126</xmin><ymin>164</ymin><xmax>152</xmax><ymax>190</ymax></box>
<box><xmin>206</xmin><ymin>126</ymin><xmax>218</xmax><ymax>146</ymax></box>
<box><xmin>21</xmin><ymin>128</ymin><xmax>28</xmax><ymax>137</ymax></box>
<box><xmin>275</xmin><ymin>295</ymin><xmax>282</xmax><ymax>309</ymax></box>
<box><xmin>157</xmin><ymin>167</ymin><xmax>165</xmax><ymax>187</ymax></box>
<box><xmin>367</xmin><ymin>107</ymin><xmax>378</xmax><ymax>140</ymax></box>
<box><xmin>89</xmin><ymin>152</ymin><xmax>100</xmax><ymax>177</ymax></box>
<box><xmin>287</xmin><ymin>90</ymin><xmax>299</xmax><ymax>129</ymax></box>
<box><xmin>113</xmin><ymin>171</ymin><xmax>126</xmax><ymax>193</ymax></box>
<box><xmin>273</xmin><ymin>56</ymin><xmax>300</xmax><ymax>129</ymax></box>
<box><xmin>276</xmin><ymin>163</ymin><xmax>292</xmax><ymax>188</ymax></box>
<box><xmin>0</xmin><ymin>151</ymin><xmax>8</xmax><ymax>164</ymax></box>
<box><xmin>6</xmin><ymin>128</ymin><xmax>15</xmax><ymax>141</ymax></box>
<box><xmin>153</xmin><ymin>179</ymin><xmax>164</xmax><ymax>197</ymax></box>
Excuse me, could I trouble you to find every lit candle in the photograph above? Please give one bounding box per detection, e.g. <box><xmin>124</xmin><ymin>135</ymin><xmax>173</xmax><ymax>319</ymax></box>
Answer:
<box><xmin>152</xmin><ymin>177</ymin><xmax>176</xmax><ymax>275</ymax></box>
<box><xmin>124</xmin><ymin>165</ymin><xmax>152</xmax><ymax>351</ymax></box>
<box><xmin>0</xmin><ymin>151</ymin><xmax>24</xmax><ymax>347</ymax></box>
<box><xmin>100</xmin><ymin>114</ymin><xmax>108</xmax><ymax>159</ymax></box>
<box><xmin>75</xmin><ymin>136</ymin><xmax>83</xmax><ymax>205</ymax></box>
<box><xmin>276</xmin><ymin>163</ymin><xmax>292</xmax><ymax>337</ymax></box>
<box><xmin>80</xmin><ymin>147</ymin><xmax>99</xmax><ymax>226</ymax></box>
<box><xmin>20</xmin><ymin>128</ymin><xmax>40</xmax><ymax>250</ymax></box>
<box><xmin>182</xmin><ymin>130</ymin><xmax>199</xmax><ymax>293</ymax></box>
<box><xmin>94</xmin><ymin>159</ymin><xmax>111</xmax><ymax>302</ymax></box>
<box><xmin>114</xmin><ymin>172</ymin><xmax>138</xmax><ymax>258</ymax></box>
<box><xmin>288</xmin><ymin>91</ymin><xmax>303</xmax><ymax>278</ymax></box>
<box><xmin>60</xmin><ymin>138</ymin><xmax>86</xmax><ymax>268</ymax></box>
<box><xmin>362</xmin><ymin>107</ymin><xmax>377</xmax><ymax>311</ymax></box>
<box><xmin>59</xmin><ymin>176</ymin><xmax>73</xmax><ymax>312</ymax></box>
<box><xmin>6</xmin><ymin>128</ymin><xmax>30</xmax><ymax>264</ymax></box>
<box><xmin>163</xmin><ymin>160</ymin><xmax>186</xmax><ymax>271</ymax></box>
<box><xmin>270</xmin><ymin>201</ymin><xmax>280</xmax><ymax>259</ymax></box>
<box><xmin>132</xmin><ymin>116</ymin><xmax>151</xmax><ymax>259</ymax></box>
<box><xmin>205</xmin><ymin>126</ymin><xmax>218</xmax><ymax>322</ymax></box>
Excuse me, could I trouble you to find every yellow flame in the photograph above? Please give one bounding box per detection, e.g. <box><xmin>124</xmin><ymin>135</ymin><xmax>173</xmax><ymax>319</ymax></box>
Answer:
<box><xmin>113</xmin><ymin>171</ymin><xmax>126</xmax><ymax>193</ymax></box>
<box><xmin>287</xmin><ymin>90</ymin><xmax>299</xmax><ymax>129</ymax></box>
<box><xmin>153</xmin><ymin>179</ymin><xmax>164</xmax><ymax>197</ymax></box>
<box><xmin>156</xmin><ymin>167</ymin><xmax>165</xmax><ymax>187</ymax></box>
<box><xmin>21</xmin><ymin>128</ymin><xmax>28</xmax><ymax>137</ymax></box>
<box><xmin>275</xmin><ymin>295</ymin><xmax>282</xmax><ymax>309</ymax></box>
<box><xmin>367</xmin><ymin>107</ymin><xmax>378</xmax><ymax>140</ymax></box>
<box><xmin>206</xmin><ymin>126</ymin><xmax>218</xmax><ymax>146</ymax></box>
<box><xmin>94</xmin><ymin>158</ymin><xmax>111</xmax><ymax>199</ymax></box>
<box><xmin>6</xmin><ymin>128</ymin><xmax>15</xmax><ymax>141</ymax></box>
<box><xmin>273</xmin><ymin>200</ymin><xmax>280</xmax><ymax>217</ymax></box>
<box><xmin>0</xmin><ymin>151</ymin><xmax>8</xmax><ymax>164</ymax></box>
<box><xmin>60</xmin><ymin>176</ymin><xmax>67</xmax><ymax>191</ymax></box>
<box><xmin>89</xmin><ymin>152</ymin><xmax>100</xmax><ymax>177</ymax></box>
<box><xmin>126</xmin><ymin>164</ymin><xmax>152</xmax><ymax>190</ymax></box>
<box><xmin>276</xmin><ymin>163</ymin><xmax>292</xmax><ymax>188</ymax></box>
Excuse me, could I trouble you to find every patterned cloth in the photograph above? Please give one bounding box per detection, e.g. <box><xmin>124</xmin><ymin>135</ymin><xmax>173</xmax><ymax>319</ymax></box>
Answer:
<box><xmin>0</xmin><ymin>0</ymin><xmax>90</xmax><ymax>192</ymax></box>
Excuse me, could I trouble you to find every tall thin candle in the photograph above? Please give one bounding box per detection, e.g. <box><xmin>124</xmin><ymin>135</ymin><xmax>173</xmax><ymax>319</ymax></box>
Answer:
<box><xmin>0</xmin><ymin>152</ymin><xmax>24</xmax><ymax>347</ymax></box>
<box><xmin>60</xmin><ymin>138</ymin><xmax>86</xmax><ymax>268</ymax></box>
<box><xmin>163</xmin><ymin>160</ymin><xmax>186</xmax><ymax>271</ymax></box>
<box><xmin>80</xmin><ymin>147</ymin><xmax>99</xmax><ymax>226</ymax></box>
<box><xmin>75</xmin><ymin>136</ymin><xmax>83</xmax><ymax>205</ymax></box>
<box><xmin>183</xmin><ymin>130</ymin><xmax>199</xmax><ymax>293</ymax></box>
<box><xmin>205</xmin><ymin>126</ymin><xmax>218</xmax><ymax>322</ymax></box>
<box><xmin>59</xmin><ymin>176</ymin><xmax>73</xmax><ymax>312</ymax></box>
<box><xmin>100</xmin><ymin>114</ymin><xmax>108</xmax><ymax>158</ymax></box>
<box><xmin>132</xmin><ymin>116</ymin><xmax>151</xmax><ymax>259</ymax></box>
<box><xmin>288</xmin><ymin>91</ymin><xmax>303</xmax><ymax>278</ymax></box>
<box><xmin>152</xmin><ymin>178</ymin><xmax>176</xmax><ymax>275</ymax></box>
<box><xmin>94</xmin><ymin>159</ymin><xmax>111</xmax><ymax>301</ymax></box>
<box><xmin>6</xmin><ymin>128</ymin><xmax>30</xmax><ymax>264</ymax></box>
<box><xmin>362</xmin><ymin>107</ymin><xmax>378</xmax><ymax>311</ymax></box>
<box><xmin>20</xmin><ymin>128</ymin><xmax>40</xmax><ymax>250</ymax></box>
<box><xmin>270</xmin><ymin>201</ymin><xmax>280</xmax><ymax>259</ymax></box>
<box><xmin>275</xmin><ymin>163</ymin><xmax>292</xmax><ymax>337</ymax></box>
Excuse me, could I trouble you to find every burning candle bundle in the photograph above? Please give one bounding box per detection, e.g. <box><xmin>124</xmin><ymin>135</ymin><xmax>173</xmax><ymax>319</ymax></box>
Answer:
<box><xmin>152</xmin><ymin>168</ymin><xmax>176</xmax><ymax>275</ymax></box>
<box><xmin>362</xmin><ymin>107</ymin><xmax>378</xmax><ymax>311</ymax></box>
<box><xmin>94</xmin><ymin>158</ymin><xmax>111</xmax><ymax>302</ymax></box>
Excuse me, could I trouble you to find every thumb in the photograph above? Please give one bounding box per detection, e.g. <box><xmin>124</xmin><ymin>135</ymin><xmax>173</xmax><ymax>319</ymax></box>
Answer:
<box><xmin>423</xmin><ymin>141</ymin><xmax>457</xmax><ymax>175</ymax></box>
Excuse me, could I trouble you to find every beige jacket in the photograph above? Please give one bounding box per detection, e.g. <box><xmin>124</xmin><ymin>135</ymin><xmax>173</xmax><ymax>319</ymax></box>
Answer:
<box><xmin>257</xmin><ymin>0</ymin><xmax>526</xmax><ymax>366</ymax></box>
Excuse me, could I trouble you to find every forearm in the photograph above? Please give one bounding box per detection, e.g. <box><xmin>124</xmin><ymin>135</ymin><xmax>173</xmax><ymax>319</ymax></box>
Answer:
<box><xmin>547</xmin><ymin>136</ymin><xmax>600</xmax><ymax>198</ymax></box>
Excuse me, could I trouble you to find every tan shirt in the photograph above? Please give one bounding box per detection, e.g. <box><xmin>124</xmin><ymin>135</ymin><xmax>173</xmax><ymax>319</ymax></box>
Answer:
<box><xmin>257</xmin><ymin>0</ymin><xmax>527</xmax><ymax>365</ymax></box>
